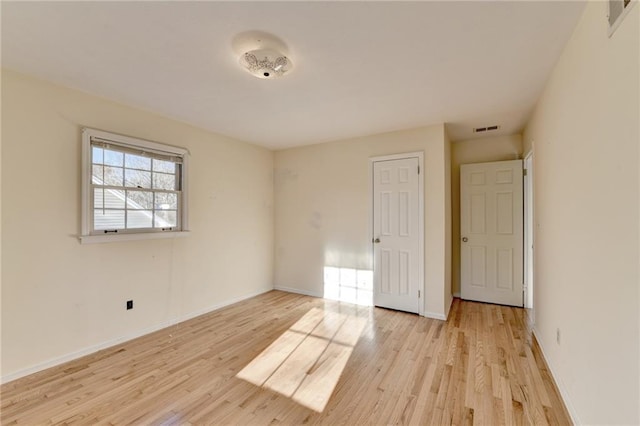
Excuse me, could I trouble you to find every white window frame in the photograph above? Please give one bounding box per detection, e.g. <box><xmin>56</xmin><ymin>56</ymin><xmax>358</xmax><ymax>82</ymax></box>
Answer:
<box><xmin>80</xmin><ymin>128</ymin><xmax>190</xmax><ymax>244</ymax></box>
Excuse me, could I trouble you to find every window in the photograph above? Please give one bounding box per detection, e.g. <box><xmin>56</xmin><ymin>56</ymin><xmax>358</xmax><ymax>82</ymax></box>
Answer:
<box><xmin>80</xmin><ymin>128</ymin><xmax>189</xmax><ymax>243</ymax></box>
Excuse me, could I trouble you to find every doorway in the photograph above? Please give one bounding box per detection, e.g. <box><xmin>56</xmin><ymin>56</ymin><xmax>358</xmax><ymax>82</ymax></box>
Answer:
<box><xmin>371</xmin><ymin>153</ymin><xmax>424</xmax><ymax>314</ymax></box>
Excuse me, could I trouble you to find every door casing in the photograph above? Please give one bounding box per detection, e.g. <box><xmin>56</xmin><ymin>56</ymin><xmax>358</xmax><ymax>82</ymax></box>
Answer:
<box><xmin>523</xmin><ymin>152</ymin><xmax>534</xmax><ymax>313</ymax></box>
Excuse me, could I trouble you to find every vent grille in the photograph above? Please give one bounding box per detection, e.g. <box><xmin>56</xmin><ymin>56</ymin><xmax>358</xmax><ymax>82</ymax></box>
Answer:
<box><xmin>473</xmin><ymin>125</ymin><xmax>500</xmax><ymax>133</ymax></box>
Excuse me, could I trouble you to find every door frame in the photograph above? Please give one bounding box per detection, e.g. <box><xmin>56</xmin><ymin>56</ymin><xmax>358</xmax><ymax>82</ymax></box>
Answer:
<box><xmin>369</xmin><ymin>152</ymin><xmax>424</xmax><ymax>316</ymax></box>
<box><xmin>523</xmin><ymin>151</ymin><xmax>534</xmax><ymax>315</ymax></box>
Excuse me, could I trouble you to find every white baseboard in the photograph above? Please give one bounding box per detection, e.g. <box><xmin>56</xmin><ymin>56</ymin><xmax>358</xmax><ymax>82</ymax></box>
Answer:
<box><xmin>1</xmin><ymin>287</ymin><xmax>272</xmax><ymax>384</ymax></box>
<box><xmin>444</xmin><ymin>295</ymin><xmax>454</xmax><ymax>319</ymax></box>
<box><xmin>273</xmin><ymin>285</ymin><xmax>323</xmax><ymax>299</ymax></box>
<box><xmin>532</xmin><ymin>327</ymin><xmax>580</xmax><ymax>425</ymax></box>
<box><xmin>275</xmin><ymin>286</ymin><xmax>451</xmax><ymax>321</ymax></box>
<box><xmin>424</xmin><ymin>311</ymin><xmax>447</xmax><ymax>321</ymax></box>
<box><xmin>453</xmin><ymin>292</ymin><xmax>461</xmax><ymax>298</ymax></box>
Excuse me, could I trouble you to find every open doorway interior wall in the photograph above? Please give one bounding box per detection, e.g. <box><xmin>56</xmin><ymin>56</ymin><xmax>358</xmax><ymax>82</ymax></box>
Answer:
<box><xmin>450</xmin><ymin>135</ymin><xmax>523</xmax><ymax>298</ymax></box>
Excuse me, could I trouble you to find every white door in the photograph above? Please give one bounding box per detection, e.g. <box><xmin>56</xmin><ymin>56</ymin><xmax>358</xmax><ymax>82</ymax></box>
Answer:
<box><xmin>372</xmin><ymin>156</ymin><xmax>422</xmax><ymax>314</ymax></box>
<box><xmin>460</xmin><ymin>160</ymin><xmax>523</xmax><ymax>307</ymax></box>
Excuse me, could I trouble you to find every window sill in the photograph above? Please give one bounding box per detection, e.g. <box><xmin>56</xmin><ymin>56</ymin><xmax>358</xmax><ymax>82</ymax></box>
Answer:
<box><xmin>79</xmin><ymin>231</ymin><xmax>190</xmax><ymax>244</ymax></box>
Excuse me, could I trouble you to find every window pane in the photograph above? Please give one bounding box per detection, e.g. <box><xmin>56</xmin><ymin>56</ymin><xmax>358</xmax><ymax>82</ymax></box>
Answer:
<box><xmin>125</xmin><ymin>153</ymin><xmax>151</xmax><ymax>171</ymax></box>
<box><xmin>153</xmin><ymin>172</ymin><xmax>176</xmax><ymax>190</ymax></box>
<box><xmin>126</xmin><ymin>191</ymin><xmax>153</xmax><ymax>209</ymax></box>
<box><xmin>153</xmin><ymin>158</ymin><xmax>175</xmax><ymax>173</ymax></box>
<box><xmin>103</xmin><ymin>189</ymin><xmax>125</xmax><ymax>208</ymax></box>
<box><xmin>94</xmin><ymin>209</ymin><xmax>124</xmax><ymax>230</ymax></box>
<box><xmin>94</xmin><ymin>188</ymin><xmax>104</xmax><ymax>208</ymax></box>
<box><xmin>125</xmin><ymin>169</ymin><xmax>151</xmax><ymax>188</ymax></box>
<box><xmin>104</xmin><ymin>149</ymin><xmax>124</xmax><ymax>166</ymax></box>
<box><xmin>154</xmin><ymin>192</ymin><xmax>177</xmax><ymax>210</ymax></box>
<box><xmin>92</xmin><ymin>147</ymin><xmax>104</xmax><ymax>164</ymax></box>
<box><xmin>154</xmin><ymin>211</ymin><xmax>177</xmax><ymax>228</ymax></box>
<box><xmin>103</xmin><ymin>166</ymin><xmax>124</xmax><ymax>186</ymax></box>
<box><xmin>92</xmin><ymin>165</ymin><xmax>104</xmax><ymax>184</ymax></box>
<box><xmin>85</xmin><ymin>129</ymin><xmax>187</xmax><ymax>236</ymax></box>
<box><xmin>127</xmin><ymin>210</ymin><xmax>153</xmax><ymax>229</ymax></box>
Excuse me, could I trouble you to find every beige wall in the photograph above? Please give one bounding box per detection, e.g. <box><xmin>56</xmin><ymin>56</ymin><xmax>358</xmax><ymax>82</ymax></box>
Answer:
<box><xmin>274</xmin><ymin>125</ymin><xmax>452</xmax><ymax>319</ymax></box>
<box><xmin>450</xmin><ymin>135</ymin><xmax>523</xmax><ymax>295</ymax></box>
<box><xmin>1</xmin><ymin>70</ymin><xmax>275</xmax><ymax>381</ymax></box>
<box><xmin>523</xmin><ymin>2</ymin><xmax>639</xmax><ymax>424</ymax></box>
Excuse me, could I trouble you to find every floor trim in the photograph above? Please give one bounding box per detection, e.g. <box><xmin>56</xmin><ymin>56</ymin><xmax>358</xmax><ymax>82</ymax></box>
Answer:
<box><xmin>1</xmin><ymin>287</ymin><xmax>272</xmax><ymax>384</ymax></box>
<box><xmin>3</xmin><ymin>296</ymin><xmax>571</xmax><ymax>424</ymax></box>
<box><xmin>423</xmin><ymin>311</ymin><xmax>447</xmax><ymax>320</ymax></box>
<box><xmin>273</xmin><ymin>285</ymin><xmax>323</xmax><ymax>299</ymax></box>
<box><xmin>276</xmin><ymin>286</ymin><xmax>453</xmax><ymax>321</ymax></box>
<box><xmin>532</xmin><ymin>327</ymin><xmax>581</xmax><ymax>425</ymax></box>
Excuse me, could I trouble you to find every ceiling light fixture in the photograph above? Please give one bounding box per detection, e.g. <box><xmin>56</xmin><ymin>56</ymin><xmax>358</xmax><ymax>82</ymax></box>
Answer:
<box><xmin>240</xmin><ymin>48</ymin><xmax>292</xmax><ymax>79</ymax></box>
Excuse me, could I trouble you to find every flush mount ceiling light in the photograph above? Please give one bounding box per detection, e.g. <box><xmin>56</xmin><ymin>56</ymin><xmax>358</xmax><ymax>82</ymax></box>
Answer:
<box><xmin>240</xmin><ymin>48</ymin><xmax>292</xmax><ymax>79</ymax></box>
<box><xmin>233</xmin><ymin>31</ymin><xmax>293</xmax><ymax>79</ymax></box>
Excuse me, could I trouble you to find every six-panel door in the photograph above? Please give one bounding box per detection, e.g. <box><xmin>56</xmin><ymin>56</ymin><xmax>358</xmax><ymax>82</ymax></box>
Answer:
<box><xmin>373</xmin><ymin>157</ymin><xmax>421</xmax><ymax>313</ymax></box>
<box><xmin>460</xmin><ymin>160</ymin><xmax>523</xmax><ymax>307</ymax></box>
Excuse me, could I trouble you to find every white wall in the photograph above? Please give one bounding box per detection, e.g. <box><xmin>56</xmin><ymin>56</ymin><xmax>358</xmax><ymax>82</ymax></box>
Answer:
<box><xmin>274</xmin><ymin>125</ymin><xmax>452</xmax><ymax>319</ymax></box>
<box><xmin>450</xmin><ymin>135</ymin><xmax>523</xmax><ymax>295</ymax></box>
<box><xmin>523</xmin><ymin>2</ymin><xmax>639</xmax><ymax>424</ymax></box>
<box><xmin>1</xmin><ymin>70</ymin><xmax>275</xmax><ymax>381</ymax></box>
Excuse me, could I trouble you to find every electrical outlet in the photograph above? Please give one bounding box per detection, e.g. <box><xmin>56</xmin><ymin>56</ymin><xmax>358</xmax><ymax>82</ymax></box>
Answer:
<box><xmin>126</xmin><ymin>300</ymin><xmax>133</xmax><ymax>310</ymax></box>
<box><xmin>556</xmin><ymin>328</ymin><xmax>561</xmax><ymax>345</ymax></box>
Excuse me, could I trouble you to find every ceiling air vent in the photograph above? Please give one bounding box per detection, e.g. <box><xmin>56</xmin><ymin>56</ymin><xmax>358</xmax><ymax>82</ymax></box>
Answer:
<box><xmin>473</xmin><ymin>125</ymin><xmax>500</xmax><ymax>133</ymax></box>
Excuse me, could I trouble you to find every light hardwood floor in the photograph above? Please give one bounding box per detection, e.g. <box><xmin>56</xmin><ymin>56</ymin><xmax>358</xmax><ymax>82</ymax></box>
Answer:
<box><xmin>1</xmin><ymin>291</ymin><xmax>571</xmax><ymax>425</ymax></box>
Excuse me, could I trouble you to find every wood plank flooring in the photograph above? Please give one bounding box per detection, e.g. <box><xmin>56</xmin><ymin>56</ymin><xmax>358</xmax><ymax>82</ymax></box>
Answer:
<box><xmin>1</xmin><ymin>291</ymin><xmax>571</xmax><ymax>425</ymax></box>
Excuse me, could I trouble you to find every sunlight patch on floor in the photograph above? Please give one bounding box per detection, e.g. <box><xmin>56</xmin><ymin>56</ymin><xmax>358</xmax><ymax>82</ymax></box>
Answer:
<box><xmin>236</xmin><ymin>307</ymin><xmax>367</xmax><ymax>412</ymax></box>
<box><xmin>323</xmin><ymin>266</ymin><xmax>373</xmax><ymax>306</ymax></box>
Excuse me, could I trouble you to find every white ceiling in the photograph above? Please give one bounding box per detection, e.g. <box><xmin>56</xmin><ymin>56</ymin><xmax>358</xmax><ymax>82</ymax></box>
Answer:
<box><xmin>1</xmin><ymin>1</ymin><xmax>585</xmax><ymax>149</ymax></box>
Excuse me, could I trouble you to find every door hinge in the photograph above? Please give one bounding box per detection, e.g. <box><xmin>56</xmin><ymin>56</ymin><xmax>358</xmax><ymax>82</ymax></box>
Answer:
<box><xmin>418</xmin><ymin>165</ymin><xmax>420</xmax><ymax>174</ymax></box>
<box><xmin>418</xmin><ymin>290</ymin><xmax>421</xmax><ymax>298</ymax></box>
<box><xmin>523</xmin><ymin>168</ymin><xmax>528</xmax><ymax>176</ymax></box>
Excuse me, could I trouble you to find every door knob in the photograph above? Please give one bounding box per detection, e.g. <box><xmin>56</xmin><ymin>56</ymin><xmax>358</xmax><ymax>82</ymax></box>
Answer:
<box><xmin>373</xmin><ymin>238</ymin><xmax>381</xmax><ymax>243</ymax></box>
<box><xmin>462</xmin><ymin>237</ymin><xmax>468</xmax><ymax>242</ymax></box>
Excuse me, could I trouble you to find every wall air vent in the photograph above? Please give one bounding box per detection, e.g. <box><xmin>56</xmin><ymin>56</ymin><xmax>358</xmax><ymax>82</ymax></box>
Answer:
<box><xmin>609</xmin><ymin>0</ymin><xmax>636</xmax><ymax>37</ymax></box>
<box><xmin>473</xmin><ymin>125</ymin><xmax>500</xmax><ymax>133</ymax></box>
